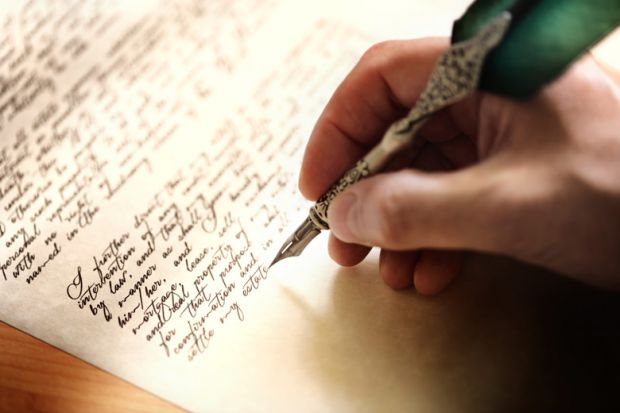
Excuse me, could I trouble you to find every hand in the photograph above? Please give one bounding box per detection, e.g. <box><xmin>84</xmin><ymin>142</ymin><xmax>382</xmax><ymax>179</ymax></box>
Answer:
<box><xmin>299</xmin><ymin>38</ymin><xmax>620</xmax><ymax>294</ymax></box>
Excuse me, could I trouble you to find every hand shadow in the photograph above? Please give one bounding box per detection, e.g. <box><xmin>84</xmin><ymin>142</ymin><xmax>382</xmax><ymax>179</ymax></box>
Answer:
<box><xmin>278</xmin><ymin>253</ymin><xmax>620</xmax><ymax>413</ymax></box>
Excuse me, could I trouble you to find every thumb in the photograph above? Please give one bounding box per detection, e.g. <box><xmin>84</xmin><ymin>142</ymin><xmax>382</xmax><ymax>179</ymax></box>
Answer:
<box><xmin>327</xmin><ymin>158</ymin><xmax>528</xmax><ymax>254</ymax></box>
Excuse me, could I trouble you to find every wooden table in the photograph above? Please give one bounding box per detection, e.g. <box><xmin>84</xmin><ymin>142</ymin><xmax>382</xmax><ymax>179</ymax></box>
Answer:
<box><xmin>0</xmin><ymin>322</ymin><xmax>184</xmax><ymax>413</ymax></box>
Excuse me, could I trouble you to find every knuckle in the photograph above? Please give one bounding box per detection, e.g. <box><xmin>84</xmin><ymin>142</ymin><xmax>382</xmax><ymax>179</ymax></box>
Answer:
<box><xmin>359</xmin><ymin>41</ymin><xmax>398</xmax><ymax>69</ymax></box>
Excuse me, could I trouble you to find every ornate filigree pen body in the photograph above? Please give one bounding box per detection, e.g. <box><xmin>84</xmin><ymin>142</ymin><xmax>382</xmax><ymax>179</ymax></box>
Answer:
<box><xmin>269</xmin><ymin>13</ymin><xmax>512</xmax><ymax>268</ymax></box>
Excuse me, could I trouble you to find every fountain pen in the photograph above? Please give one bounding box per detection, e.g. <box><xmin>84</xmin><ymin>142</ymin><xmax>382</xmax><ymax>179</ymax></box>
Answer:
<box><xmin>268</xmin><ymin>11</ymin><xmax>511</xmax><ymax>268</ymax></box>
<box><xmin>269</xmin><ymin>0</ymin><xmax>620</xmax><ymax>268</ymax></box>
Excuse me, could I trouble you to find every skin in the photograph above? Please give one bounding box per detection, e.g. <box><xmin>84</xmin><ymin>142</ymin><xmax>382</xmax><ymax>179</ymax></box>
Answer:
<box><xmin>299</xmin><ymin>37</ymin><xmax>620</xmax><ymax>295</ymax></box>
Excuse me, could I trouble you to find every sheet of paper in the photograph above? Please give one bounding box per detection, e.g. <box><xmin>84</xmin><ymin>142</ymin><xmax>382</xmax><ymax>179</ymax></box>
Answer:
<box><xmin>0</xmin><ymin>1</ymin><xmax>486</xmax><ymax>412</ymax></box>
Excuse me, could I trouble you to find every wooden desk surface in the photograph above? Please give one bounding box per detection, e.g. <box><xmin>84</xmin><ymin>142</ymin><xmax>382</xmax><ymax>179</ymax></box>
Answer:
<box><xmin>0</xmin><ymin>322</ymin><xmax>184</xmax><ymax>413</ymax></box>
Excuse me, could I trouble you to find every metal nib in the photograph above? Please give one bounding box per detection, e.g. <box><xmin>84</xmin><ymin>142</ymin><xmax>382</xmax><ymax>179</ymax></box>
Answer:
<box><xmin>269</xmin><ymin>216</ymin><xmax>321</xmax><ymax>268</ymax></box>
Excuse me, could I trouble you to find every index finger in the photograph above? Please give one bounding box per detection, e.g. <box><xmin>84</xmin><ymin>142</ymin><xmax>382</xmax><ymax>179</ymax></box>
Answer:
<box><xmin>299</xmin><ymin>37</ymin><xmax>450</xmax><ymax>200</ymax></box>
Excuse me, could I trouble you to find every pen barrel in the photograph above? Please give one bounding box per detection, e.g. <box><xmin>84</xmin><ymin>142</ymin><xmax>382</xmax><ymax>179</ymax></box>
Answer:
<box><xmin>309</xmin><ymin>118</ymin><xmax>427</xmax><ymax>230</ymax></box>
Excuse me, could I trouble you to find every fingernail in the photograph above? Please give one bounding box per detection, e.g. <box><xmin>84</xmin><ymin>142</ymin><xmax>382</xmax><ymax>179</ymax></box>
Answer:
<box><xmin>328</xmin><ymin>192</ymin><xmax>359</xmax><ymax>242</ymax></box>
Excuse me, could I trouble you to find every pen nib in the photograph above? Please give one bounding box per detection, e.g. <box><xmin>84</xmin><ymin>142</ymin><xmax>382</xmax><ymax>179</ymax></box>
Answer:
<box><xmin>268</xmin><ymin>216</ymin><xmax>321</xmax><ymax>268</ymax></box>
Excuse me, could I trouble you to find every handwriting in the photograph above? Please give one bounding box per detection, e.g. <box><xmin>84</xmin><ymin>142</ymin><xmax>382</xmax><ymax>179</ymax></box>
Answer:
<box><xmin>1</xmin><ymin>1</ymin><xmax>372</xmax><ymax>369</ymax></box>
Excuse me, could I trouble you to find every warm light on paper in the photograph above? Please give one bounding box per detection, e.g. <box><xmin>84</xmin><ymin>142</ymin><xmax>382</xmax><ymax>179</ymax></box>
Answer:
<box><xmin>0</xmin><ymin>1</ymin><xmax>496</xmax><ymax>412</ymax></box>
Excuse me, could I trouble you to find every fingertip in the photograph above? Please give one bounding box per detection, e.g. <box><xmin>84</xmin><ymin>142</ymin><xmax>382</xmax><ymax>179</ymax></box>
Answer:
<box><xmin>298</xmin><ymin>170</ymin><xmax>316</xmax><ymax>201</ymax></box>
<box><xmin>379</xmin><ymin>249</ymin><xmax>417</xmax><ymax>290</ymax></box>
<box><xmin>413</xmin><ymin>250</ymin><xmax>463</xmax><ymax>295</ymax></box>
<box><xmin>328</xmin><ymin>233</ymin><xmax>371</xmax><ymax>267</ymax></box>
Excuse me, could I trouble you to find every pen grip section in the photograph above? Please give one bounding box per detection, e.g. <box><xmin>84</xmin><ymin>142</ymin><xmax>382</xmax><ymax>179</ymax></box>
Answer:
<box><xmin>310</xmin><ymin>119</ymin><xmax>427</xmax><ymax>230</ymax></box>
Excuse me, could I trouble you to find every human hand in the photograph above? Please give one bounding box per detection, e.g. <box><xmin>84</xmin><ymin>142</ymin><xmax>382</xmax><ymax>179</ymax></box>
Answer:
<box><xmin>299</xmin><ymin>38</ymin><xmax>620</xmax><ymax>294</ymax></box>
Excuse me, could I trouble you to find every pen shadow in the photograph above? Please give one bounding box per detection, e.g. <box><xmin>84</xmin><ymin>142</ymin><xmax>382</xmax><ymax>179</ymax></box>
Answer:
<box><xmin>286</xmin><ymin>254</ymin><xmax>620</xmax><ymax>413</ymax></box>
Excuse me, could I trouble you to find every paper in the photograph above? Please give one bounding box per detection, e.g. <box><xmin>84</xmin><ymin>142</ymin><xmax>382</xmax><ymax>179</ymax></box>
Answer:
<box><xmin>0</xmin><ymin>1</ymin><xmax>482</xmax><ymax>412</ymax></box>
